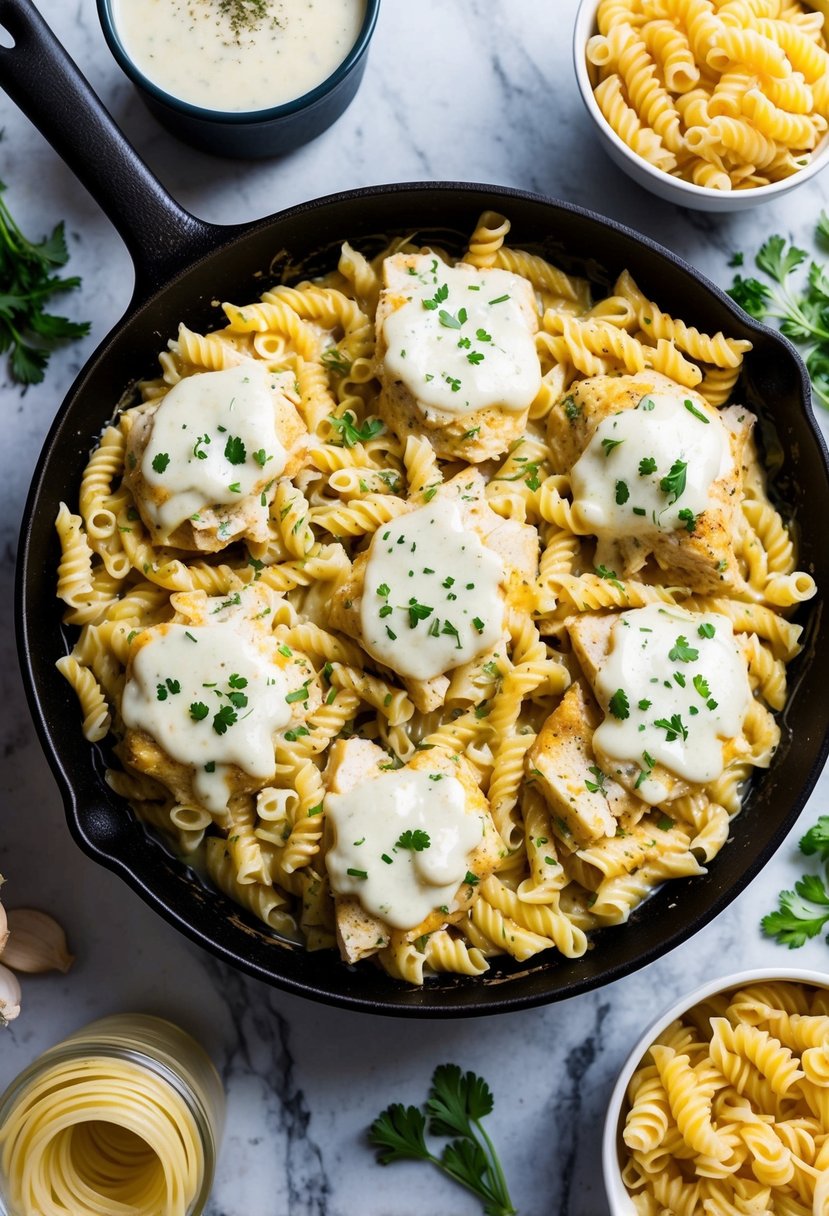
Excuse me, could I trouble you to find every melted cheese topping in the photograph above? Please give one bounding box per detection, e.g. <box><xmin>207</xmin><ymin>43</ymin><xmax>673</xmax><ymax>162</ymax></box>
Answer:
<box><xmin>382</xmin><ymin>255</ymin><xmax>541</xmax><ymax>418</ymax></box>
<box><xmin>325</xmin><ymin>768</ymin><xmax>483</xmax><ymax>929</ymax></box>
<box><xmin>570</xmin><ymin>392</ymin><xmax>731</xmax><ymax>539</ymax></box>
<box><xmin>360</xmin><ymin>497</ymin><xmax>504</xmax><ymax>680</ymax></box>
<box><xmin>121</xmin><ymin>620</ymin><xmax>292</xmax><ymax>813</ymax></box>
<box><xmin>593</xmin><ymin>604</ymin><xmax>751</xmax><ymax>801</ymax></box>
<box><xmin>110</xmin><ymin>0</ymin><xmax>367</xmax><ymax>113</ymax></box>
<box><xmin>141</xmin><ymin>363</ymin><xmax>288</xmax><ymax>537</ymax></box>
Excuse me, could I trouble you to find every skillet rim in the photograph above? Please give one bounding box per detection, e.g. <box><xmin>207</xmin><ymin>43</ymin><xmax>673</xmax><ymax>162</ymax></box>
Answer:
<box><xmin>16</xmin><ymin>180</ymin><xmax>829</xmax><ymax>1016</ymax></box>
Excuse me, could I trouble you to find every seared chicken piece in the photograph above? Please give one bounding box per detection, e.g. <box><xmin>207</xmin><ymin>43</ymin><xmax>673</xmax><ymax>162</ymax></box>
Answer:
<box><xmin>327</xmin><ymin>469</ymin><xmax>538</xmax><ymax>713</ymax></box>
<box><xmin>546</xmin><ymin>371</ymin><xmax>754</xmax><ymax>594</ymax></box>
<box><xmin>124</xmin><ymin>363</ymin><xmax>307</xmax><ymax>552</ymax></box>
<box><xmin>324</xmin><ymin>738</ymin><xmax>505</xmax><ymax>966</ymax></box>
<box><xmin>527</xmin><ymin>681</ymin><xmax>642</xmax><ymax>848</ymax></box>
<box><xmin>376</xmin><ymin>252</ymin><xmax>541</xmax><ymax>463</ymax></box>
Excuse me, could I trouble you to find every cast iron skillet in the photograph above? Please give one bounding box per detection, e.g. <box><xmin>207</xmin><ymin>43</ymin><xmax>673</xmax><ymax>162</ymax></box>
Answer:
<box><xmin>4</xmin><ymin>0</ymin><xmax>829</xmax><ymax>1017</ymax></box>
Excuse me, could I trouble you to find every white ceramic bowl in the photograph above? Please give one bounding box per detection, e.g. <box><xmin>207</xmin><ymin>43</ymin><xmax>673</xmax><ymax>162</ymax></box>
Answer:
<box><xmin>572</xmin><ymin>0</ymin><xmax>829</xmax><ymax>212</ymax></box>
<box><xmin>602</xmin><ymin>967</ymin><xmax>829</xmax><ymax>1214</ymax></box>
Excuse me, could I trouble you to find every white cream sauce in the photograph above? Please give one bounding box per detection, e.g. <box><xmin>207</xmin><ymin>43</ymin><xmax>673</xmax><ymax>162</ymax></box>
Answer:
<box><xmin>122</xmin><ymin>619</ymin><xmax>292</xmax><ymax>813</ymax></box>
<box><xmin>360</xmin><ymin>496</ymin><xmax>504</xmax><ymax>680</ymax></box>
<box><xmin>111</xmin><ymin>0</ymin><xmax>366</xmax><ymax>113</ymax></box>
<box><xmin>382</xmin><ymin>255</ymin><xmax>541</xmax><ymax>419</ymax></box>
<box><xmin>593</xmin><ymin>604</ymin><xmax>751</xmax><ymax>802</ymax></box>
<box><xmin>325</xmin><ymin>767</ymin><xmax>483</xmax><ymax>929</ymax></box>
<box><xmin>570</xmin><ymin>391</ymin><xmax>731</xmax><ymax>539</ymax></box>
<box><xmin>142</xmin><ymin>363</ymin><xmax>288</xmax><ymax>538</ymax></box>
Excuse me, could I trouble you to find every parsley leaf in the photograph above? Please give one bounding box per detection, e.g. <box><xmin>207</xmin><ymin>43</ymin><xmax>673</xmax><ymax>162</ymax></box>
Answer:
<box><xmin>660</xmin><ymin>459</ymin><xmax>688</xmax><ymax>504</ymax></box>
<box><xmin>727</xmin><ymin>217</ymin><xmax>829</xmax><ymax>410</ymax></box>
<box><xmin>189</xmin><ymin>701</ymin><xmax>209</xmax><ymax>721</ymax></box>
<box><xmin>0</xmin><ymin>181</ymin><xmax>91</xmax><ymax>385</ymax></box>
<box><xmin>638</xmin><ymin>456</ymin><xmax>657</xmax><ymax>475</ymax></box>
<box><xmin>615</xmin><ymin>479</ymin><xmax>630</xmax><ymax>505</ymax></box>
<box><xmin>212</xmin><ymin>704</ymin><xmax>238</xmax><ymax>735</ymax></box>
<box><xmin>328</xmin><ymin>411</ymin><xmax>385</xmax><ymax>447</ymax></box>
<box><xmin>396</xmin><ymin>829</ymin><xmax>431</xmax><ymax>852</ymax></box>
<box><xmin>762</xmin><ymin>874</ymin><xmax>829</xmax><ymax>948</ymax></box>
<box><xmin>609</xmin><ymin>688</ymin><xmax>630</xmax><ymax>720</ymax></box>
<box><xmin>800</xmin><ymin>815</ymin><xmax>829</xmax><ymax>862</ymax></box>
<box><xmin>368</xmin><ymin>1064</ymin><xmax>515</xmax><ymax>1216</ymax></box>
<box><xmin>668</xmin><ymin>635</ymin><xmax>699</xmax><ymax>663</ymax></box>
<box><xmin>151</xmin><ymin>452</ymin><xmax>170</xmax><ymax>474</ymax></box>
<box><xmin>224</xmin><ymin>435</ymin><xmax>246</xmax><ymax>465</ymax></box>
<box><xmin>653</xmin><ymin>714</ymin><xmax>688</xmax><ymax>742</ymax></box>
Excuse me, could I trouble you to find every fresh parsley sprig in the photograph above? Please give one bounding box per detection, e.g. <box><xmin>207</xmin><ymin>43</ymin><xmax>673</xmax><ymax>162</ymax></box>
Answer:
<box><xmin>0</xmin><ymin>180</ymin><xmax>91</xmax><ymax>385</ymax></box>
<box><xmin>368</xmin><ymin>1063</ymin><xmax>516</xmax><ymax>1216</ymax></box>
<box><xmin>727</xmin><ymin>217</ymin><xmax>829</xmax><ymax>410</ymax></box>
<box><xmin>761</xmin><ymin>815</ymin><xmax>829</xmax><ymax>948</ymax></box>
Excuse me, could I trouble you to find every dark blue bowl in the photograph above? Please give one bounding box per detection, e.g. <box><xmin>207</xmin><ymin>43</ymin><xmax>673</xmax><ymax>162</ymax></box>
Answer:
<box><xmin>96</xmin><ymin>0</ymin><xmax>380</xmax><ymax>158</ymax></box>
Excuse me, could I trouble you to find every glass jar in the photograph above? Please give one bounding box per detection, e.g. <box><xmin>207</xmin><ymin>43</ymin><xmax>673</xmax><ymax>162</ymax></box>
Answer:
<box><xmin>0</xmin><ymin>1013</ymin><xmax>224</xmax><ymax>1216</ymax></box>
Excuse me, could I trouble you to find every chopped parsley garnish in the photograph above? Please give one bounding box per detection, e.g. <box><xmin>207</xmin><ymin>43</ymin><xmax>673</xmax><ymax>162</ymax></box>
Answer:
<box><xmin>660</xmin><ymin>459</ymin><xmax>688</xmax><ymax>504</ymax></box>
<box><xmin>347</xmin><ymin>868</ymin><xmax>368</xmax><ymax>880</ymax></box>
<box><xmin>285</xmin><ymin>682</ymin><xmax>310</xmax><ymax>705</ymax></box>
<box><xmin>601</xmin><ymin>437</ymin><xmax>624</xmax><ymax>456</ymax></box>
<box><xmin>193</xmin><ymin>434</ymin><xmax>210</xmax><ymax>460</ymax></box>
<box><xmin>405</xmin><ymin>600</ymin><xmax>434</xmax><ymax>629</ymax></box>
<box><xmin>638</xmin><ymin>698</ymin><xmax>651</xmax><ymax>710</ymax></box>
<box><xmin>615</xmin><ymin>479</ymin><xmax>630</xmax><ymax>505</ymax></box>
<box><xmin>224</xmin><ymin>435</ymin><xmax>246</xmax><ymax>465</ymax></box>
<box><xmin>438</xmin><ymin>307</ymin><xmax>467</xmax><ymax>330</ymax></box>
<box><xmin>472</xmin><ymin>617</ymin><xmax>485</xmax><ymax>634</ymax></box>
<box><xmin>638</xmin><ymin>456</ymin><xmax>657</xmax><ymax>476</ymax></box>
<box><xmin>488</xmin><ymin>294</ymin><xmax>510</xmax><ymax>304</ymax></box>
<box><xmin>668</xmin><ymin>635</ymin><xmax>699</xmax><ymax>663</ymax></box>
<box><xmin>609</xmin><ymin>688</ymin><xmax>630</xmax><ymax>720</ymax></box>
<box><xmin>698</xmin><ymin>622</ymin><xmax>716</xmax><ymax>639</ymax></box>
<box><xmin>677</xmin><ymin>508</ymin><xmax>697</xmax><ymax>533</ymax></box>
<box><xmin>422</xmin><ymin>283</ymin><xmax>449</xmax><ymax>311</ymax></box>
<box><xmin>396</xmin><ymin>829</ymin><xmax>431</xmax><ymax>852</ymax></box>
<box><xmin>657</xmin><ymin>814</ymin><xmax>675</xmax><ymax>832</ymax></box>
<box><xmin>151</xmin><ymin>452</ymin><xmax>170</xmax><ymax>474</ymax></box>
<box><xmin>693</xmin><ymin>674</ymin><xmax>711</xmax><ymax>699</ymax></box>
<box><xmin>441</xmin><ymin>620</ymin><xmax>462</xmax><ymax>649</ymax></box>
<box><xmin>684</xmin><ymin>399</ymin><xmax>710</xmax><ymax>424</ymax></box>
<box><xmin>329</xmin><ymin>411</ymin><xmax>385</xmax><ymax>447</ymax></box>
<box><xmin>585</xmin><ymin>765</ymin><xmax>607</xmax><ymax>794</ymax></box>
<box><xmin>253</xmin><ymin>448</ymin><xmax>270</xmax><ymax>467</ymax></box>
<box><xmin>653</xmin><ymin>714</ymin><xmax>688</xmax><ymax>742</ymax></box>
<box><xmin>212</xmin><ymin>704</ymin><xmax>238</xmax><ymax>735</ymax></box>
<box><xmin>476</xmin><ymin>328</ymin><xmax>491</xmax><ymax>343</ymax></box>
<box><xmin>634</xmin><ymin>750</ymin><xmax>655</xmax><ymax>789</ymax></box>
<box><xmin>563</xmin><ymin>395</ymin><xmax>581</xmax><ymax>422</ymax></box>
<box><xmin>321</xmin><ymin>347</ymin><xmax>352</xmax><ymax>375</ymax></box>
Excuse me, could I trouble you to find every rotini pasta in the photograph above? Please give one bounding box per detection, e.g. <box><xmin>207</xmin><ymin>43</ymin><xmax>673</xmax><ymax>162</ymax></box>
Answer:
<box><xmin>54</xmin><ymin>213</ymin><xmax>813</xmax><ymax>986</ymax></box>
<box><xmin>584</xmin><ymin>0</ymin><xmax>829</xmax><ymax>190</ymax></box>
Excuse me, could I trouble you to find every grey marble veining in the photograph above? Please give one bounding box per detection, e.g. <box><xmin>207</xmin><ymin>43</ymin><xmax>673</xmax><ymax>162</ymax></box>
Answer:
<box><xmin>1</xmin><ymin>2</ymin><xmax>829</xmax><ymax>1213</ymax></box>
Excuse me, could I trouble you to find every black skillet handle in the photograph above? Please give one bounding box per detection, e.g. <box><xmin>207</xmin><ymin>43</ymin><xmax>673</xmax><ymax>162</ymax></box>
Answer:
<box><xmin>0</xmin><ymin>0</ymin><xmax>231</xmax><ymax>301</ymax></box>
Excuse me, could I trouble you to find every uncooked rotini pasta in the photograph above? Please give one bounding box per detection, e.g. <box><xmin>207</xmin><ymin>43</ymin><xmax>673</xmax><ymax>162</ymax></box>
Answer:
<box><xmin>54</xmin><ymin>212</ymin><xmax>813</xmax><ymax>985</ymax></box>
<box><xmin>584</xmin><ymin>0</ymin><xmax>829</xmax><ymax>190</ymax></box>
<box><xmin>619</xmin><ymin>980</ymin><xmax>829</xmax><ymax>1213</ymax></box>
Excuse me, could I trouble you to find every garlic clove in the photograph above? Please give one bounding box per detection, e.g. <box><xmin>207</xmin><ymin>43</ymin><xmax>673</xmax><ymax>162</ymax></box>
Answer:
<box><xmin>2</xmin><ymin>909</ymin><xmax>74</xmax><ymax>975</ymax></box>
<box><xmin>0</xmin><ymin>963</ymin><xmax>21</xmax><ymax>1024</ymax></box>
<box><xmin>0</xmin><ymin>900</ymin><xmax>8</xmax><ymax>958</ymax></box>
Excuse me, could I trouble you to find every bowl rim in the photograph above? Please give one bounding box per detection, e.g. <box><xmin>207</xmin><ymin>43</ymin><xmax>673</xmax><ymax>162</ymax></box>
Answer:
<box><xmin>96</xmin><ymin>0</ymin><xmax>380</xmax><ymax>124</ymax></box>
<box><xmin>572</xmin><ymin>0</ymin><xmax>829</xmax><ymax>203</ymax></box>
<box><xmin>601</xmin><ymin>965</ymin><xmax>829</xmax><ymax>1215</ymax></box>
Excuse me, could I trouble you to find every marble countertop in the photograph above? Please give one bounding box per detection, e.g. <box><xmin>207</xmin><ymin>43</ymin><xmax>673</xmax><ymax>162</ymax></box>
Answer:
<box><xmin>1</xmin><ymin>2</ymin><xmax>828</xmax><ymax>1213</ymax></box>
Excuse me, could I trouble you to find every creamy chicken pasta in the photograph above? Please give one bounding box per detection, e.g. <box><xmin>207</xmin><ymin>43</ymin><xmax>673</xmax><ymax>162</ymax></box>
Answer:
<box><xmin>55</xmin><ymin>212</ymin><xmax>816</xmax><ymax>985</ymax></box>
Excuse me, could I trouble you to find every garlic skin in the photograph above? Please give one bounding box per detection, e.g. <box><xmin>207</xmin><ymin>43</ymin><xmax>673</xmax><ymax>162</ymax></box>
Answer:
<box><xmin>0</xmin><ymin>963</ymin><xmax>21</xmax><ymax>1024</ymax></box>
<box><xmin>1</xmin><ymin>910</ymin><xmax>74</xmax><ymax>975</ymax></box>
<box><xmin>0</xmin><ymin>900</ymin><xmax>8</xmax><ymax>957</ymax></box>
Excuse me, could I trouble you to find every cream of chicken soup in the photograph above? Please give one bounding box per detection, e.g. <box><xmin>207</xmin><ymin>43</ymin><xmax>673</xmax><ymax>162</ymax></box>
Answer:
<box><xmin>111</xmin><ymin>0</ymin><xmax>367</xmax><ymax>112</ymax></box>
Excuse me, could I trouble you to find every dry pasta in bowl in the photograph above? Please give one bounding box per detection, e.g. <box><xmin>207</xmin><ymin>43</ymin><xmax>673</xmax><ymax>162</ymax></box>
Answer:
<box><xmin>576</xmin><ymin>0</ymin><xmax>829</xmax><ymax>205</ymax></box>
<box><xmin>603</xmin><ymin>970</ymin><xmax>829</xmax><ymax>1216</ymax></box>
<box><xmin>54</xmin><ymin>211</ymin><xmax>816</xmax><ymax>987</ymax></box>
